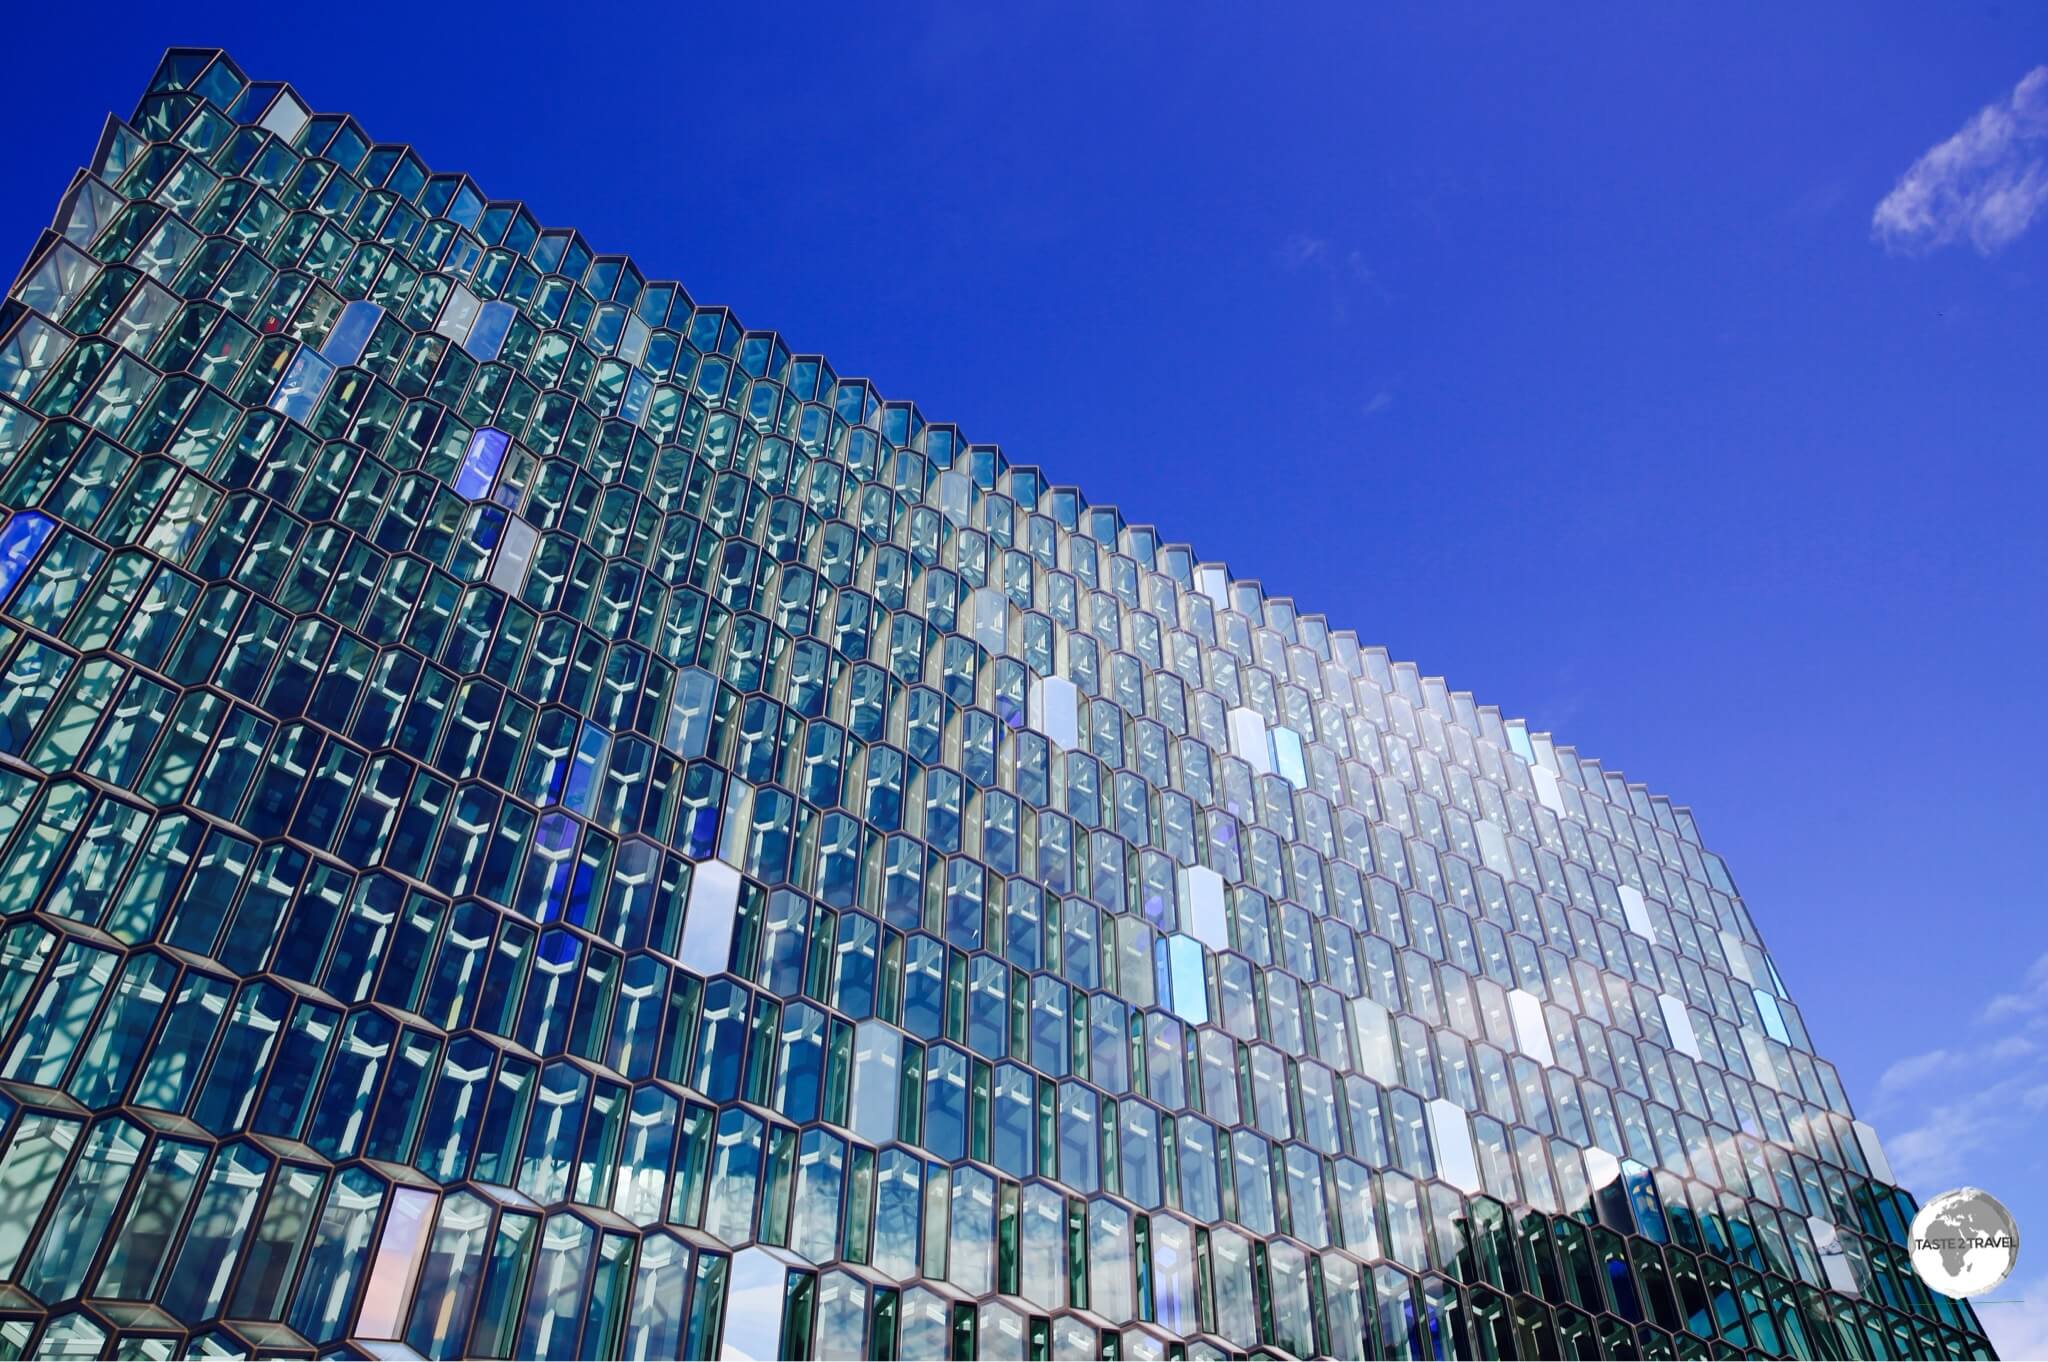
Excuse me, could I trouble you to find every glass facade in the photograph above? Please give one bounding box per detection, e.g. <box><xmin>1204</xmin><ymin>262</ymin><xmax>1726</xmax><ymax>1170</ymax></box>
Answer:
<box><xmin>0</xmin><ymin>46</ymin><xmax>1995</xmax><ymax>1362</ymax></box>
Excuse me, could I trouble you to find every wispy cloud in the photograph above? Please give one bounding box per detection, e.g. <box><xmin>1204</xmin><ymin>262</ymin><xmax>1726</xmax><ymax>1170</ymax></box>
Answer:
<box><xmin>1869</xmin><ymin>949</ymin><xmax>2048</xmax><ymax>1194</ymax></box>
<box><xmin>1275</xmin><ymin>231</ymin><xmax>1385</xmax><ymax>322</ymax></box>
<box><xmin>1984</xmin><ymin>950</ymin><xmax>2048</xmax><ymax>1020</ymax></box>
<box><xmin>1877</xmin><ymin>1047</ymin><xmax>1958</xmax><ymax>1097</ymax></box>
<box><xmin>1873</xmin><ymin>66</ymin><xmax>2048</xmax><ymax>255</ymax></box>
<box><xmin>1277</xmin><ymin>232</ymin><xmax>1330</xmax><ymax>270</ymax></box>
<box><xmin>1362</xmin><ymin>389</ymin><xmax>1395</xmax><ymax>417</ymax></box>
<box><xmin>1980</xmin><ymin>1271</ymin><xmax>2048</xmax><ymax>1359</ymax></box>
<box><xmin>1881</xmin><ymin>1075</ymin><xmax>2048</xmax><ymax>1191</ymax></box>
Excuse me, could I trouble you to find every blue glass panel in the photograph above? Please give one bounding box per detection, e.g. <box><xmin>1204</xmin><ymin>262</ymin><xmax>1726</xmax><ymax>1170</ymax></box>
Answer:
<box><xmin>270</xmin><ymin>347</ymin><xmax>336</xmax><ymax>426</ymax></box>
<box><xmin>1506</xmin><ymin>723</ymin><xmax>1537</xmax><ymax>764</ymax></box>
<box><xmin>466</xmin><ymin>301</ymin><xmax>515</xmax><ymax>362</ymax></box>
<box><xmin>321</xmin><ymin>301</ymin><xmax>383</xmax><ymax>367</ymax></box>
<box><xmin>622</xmin><ymin>370</ymin><xmax>652</xmax><ymax>424</ymax></box>
<box><xmin>472</xmin><ymin>503</ymin><xmax>507</xmax><ymax>551</ymax></box>
<box><xmin>562</xmin><ymin>722</ymin><xmax>609</xmax><ymax>818</ymax></box>
<box><xmin>1160</xmin><ymin>934</ymin><xmax>1208</xmax><ymax>1026</ymax></box>
<box><xmin>1623</xmin><ymin>1161</ymin><xmax>1669</xmax><ymax>1242</ymax></box>
<box><xmin>229</xmin><ymin>81</ymin><xmax>283</xmax><ymax>122</ymax></box>
<box><xmin>1270</xmin><ymin>727</ymin><xmax>1308</xmax><ymax>788</ymax></box>
<box><xmin>525</xmin><ymin>813</ymin><xmax>580</xmax><ymax>923</ymax></box>
<box><xmin>1755</xmin><ymin>987</ymin><xmax>1791</xmax><ymax>1044</ymax></box>
<box><xmin>455</xmin><ymin>428</ymin><xmax>510</xmax><ymax>500</ymax></box>
<box><xmin>0</xmin><ymin>511</ymin><xmax>56</xmax><ymax>604</ymax></box>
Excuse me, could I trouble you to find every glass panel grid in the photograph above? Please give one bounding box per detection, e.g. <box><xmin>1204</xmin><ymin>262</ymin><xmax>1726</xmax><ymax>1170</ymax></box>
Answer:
<box><xmin>0</xmin><ymin>45</ymin><xmax>1993</xmax><ymax>1362</ymax></box>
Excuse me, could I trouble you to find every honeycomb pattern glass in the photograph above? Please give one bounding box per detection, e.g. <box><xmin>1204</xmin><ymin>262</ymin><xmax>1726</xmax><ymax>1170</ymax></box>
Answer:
<box><xmin>0</xmin><ymin>47</ymin><xmax>1996</xmax><ymax>1362</ymax></box>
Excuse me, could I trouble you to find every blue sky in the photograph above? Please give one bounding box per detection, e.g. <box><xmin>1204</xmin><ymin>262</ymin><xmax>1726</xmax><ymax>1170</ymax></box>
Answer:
<box><xmin>6</xmin><ymin>2</ymin><xmax>2047</xmax><ymax>1349</ymax></box>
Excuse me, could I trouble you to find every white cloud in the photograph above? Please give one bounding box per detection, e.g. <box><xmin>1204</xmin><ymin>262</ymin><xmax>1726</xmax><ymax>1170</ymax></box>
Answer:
<box><xmin>1877</xmin><ymin>1047</ymin><xmax>1957</xmax><ymax>1096</ymax></box>
<box><xmin>1884</xmin><ymin>1081</ymin><xmax>2016</xmax><ymax>1191</ymax></box>
<box><xmin>1276</xmin><ymin>233</ymin><xmax>1329</xmax><ymax>269</ymax></box>
<box><xmin>1983</xmin><ymin>950</ymin><xmax>2048</xmax><ymax>1021</ymax></box>
<box><xmin>1865</xmin><ymin>952</ymin><xmax>2040</xmax><ymax>1346</ymax></box>
<box><xmin>1275</xmin><ymin>232</ymin><xmax>1387</xmax><ymax>324</ymax></box>
<box><xmin>1978</xmin><ymin>1272</ymin><xmax>2048</xmax><ymax>1359</ymax></box>
<box><xmin>1872</xmin><ymin>66</ymin><xmax>2048</xmax><ymax>255</ymax></box>
<box><xmin>1868</xmin><ymin>949</ymin><xmax>2048</xmax><ymax>1195</ymax></box>
<box><xmin>1885</xmin><ymin>1086</ymin><xmax>1994</xmax><ymax>1188</ymax></box>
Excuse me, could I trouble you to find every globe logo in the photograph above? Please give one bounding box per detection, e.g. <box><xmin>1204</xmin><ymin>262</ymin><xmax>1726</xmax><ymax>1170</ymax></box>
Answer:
<box><xmin>1910</xmin><ymin>1188</ymin><xmax>2019</xmax><ymax>1298</ymax></box>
